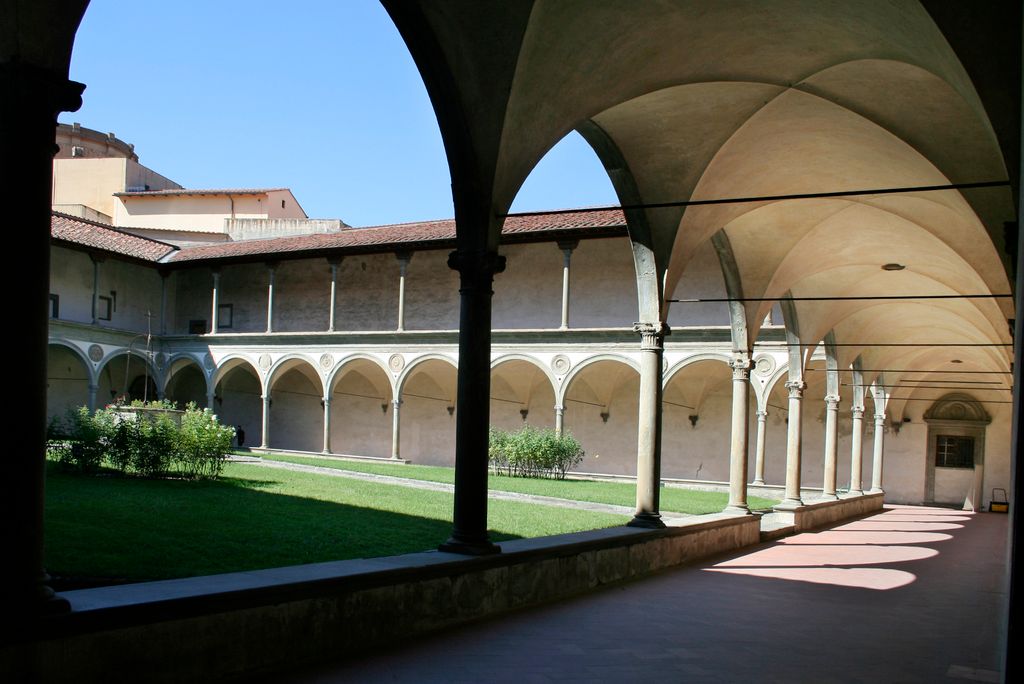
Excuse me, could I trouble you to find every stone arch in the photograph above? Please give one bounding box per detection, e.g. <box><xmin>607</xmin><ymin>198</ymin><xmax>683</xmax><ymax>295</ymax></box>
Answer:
<box><xmin>327</xmin><ymin>355</ymin><xmax>396</xmax><ymax>459</ymax></box>
<box><xmin>396</xmin><ymin>354</ymin><xmax>459</xmax><ymax>465</ymax></box>
<box><xmin>662</xmin><ymin>356</ymin><xmax>738</xmax><ymax>483</ymax></box>
<box><xmin>46</xmin><ymin>340</ymin><xmax>94</xmax><ymax>422</ymax></box>
<box><xmin>95</xmin><ymin>349</ymin><xmax>158</xmax><ymax>405</ymax></box>
<box><xmin>212</xmin><ymin>355</ymin><xmax>262</xmax><ymax>450</ymax></box>
<box><xmin>561</xmin><ymin>356</ymin><xmax>639</xmax><ymax>476</ymax></box>
<box><xmin>163</xmin><ymin>354</ymin><xmax>210</xmax><ymax>409</ymax></box>
<box><xmin>557</xmin><ymin>353</ymin><xmax>638</xmax><ymax>406</ymax></box>
<box><xmin>266</xmin><ymin>355</ymin><xmax>325</xmax><ymax>453</ymax></box>
<box><xmin>490</xmin><ymin>355</ymin><xmax>558</xmax><ymax>431</ymax></box>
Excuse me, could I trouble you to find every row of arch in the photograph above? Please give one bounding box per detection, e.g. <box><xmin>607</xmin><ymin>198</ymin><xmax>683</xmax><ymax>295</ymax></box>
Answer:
<box><xmin>48</xmin><ymin>339</ymin><xmax>902</xmax><ymax>488</ymax></box>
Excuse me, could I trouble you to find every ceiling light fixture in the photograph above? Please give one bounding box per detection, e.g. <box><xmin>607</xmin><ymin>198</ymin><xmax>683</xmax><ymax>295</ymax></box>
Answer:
<box><xmin>882</xmin><ymin>263</ymin><xmax>906</xmax><ymax>271</ymax></box>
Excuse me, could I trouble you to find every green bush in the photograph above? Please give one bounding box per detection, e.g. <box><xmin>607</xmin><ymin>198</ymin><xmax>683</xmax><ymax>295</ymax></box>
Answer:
<box><xmin>48</xmin><ymin>402</ymin><xmax>233</xmax><ymax>480</ymax></box>
<box><xmin>488</xmin><ymin>425</ymin><xmax>584</xmax><ymax>479</ymax></box>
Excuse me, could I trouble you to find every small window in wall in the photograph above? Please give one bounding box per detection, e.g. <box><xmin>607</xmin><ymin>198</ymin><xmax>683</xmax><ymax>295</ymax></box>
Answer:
<box><xmin>936</xmin><ymin>435</ymin><xmax>974</xmax><ymax>468</ymax></box>
<box><xmin>218</xmin><ymin>303</ymin><xmax>234</xmax><ymax>329</ymax></box>
<box><xmin>281</xmin><ymin>199</ymin><xmax>286</xmax><ymax>209</ymax></box>
<box><xmin>97</xmin><ymin>295</ymin><xmax>112</xmax><ymax>321</ymax></box>
<box><xmin>49</xmin><ymin>294</ymin><xmax>59</xmax><ymax>319</ymax></box>
<box><xmin>189</xmin><ymin>319</ymin><xmax>207</xmax><ymax>335</ymax></box>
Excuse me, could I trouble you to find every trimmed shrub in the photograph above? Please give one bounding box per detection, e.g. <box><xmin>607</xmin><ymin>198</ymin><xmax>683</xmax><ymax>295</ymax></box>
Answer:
<box><xmin>48</xmin><ymin>402</ymin><xmax>233</xmax><ymax>480</ymax></box>
<box><xmin>488</xmin><ymin>425</ymin><xmax>584</xmax><ymax>479</ymax></box>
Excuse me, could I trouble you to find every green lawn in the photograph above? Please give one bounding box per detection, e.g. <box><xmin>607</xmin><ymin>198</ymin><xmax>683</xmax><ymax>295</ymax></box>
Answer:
<box><xmin>260</xmin><ymin>453</ymin><xmax>780</xmax><ymax>514</ymax></box>
<box><xmin>44</xmin><ymin>462</ymin><xmax>624</xmax><ymax>584</ymax></box>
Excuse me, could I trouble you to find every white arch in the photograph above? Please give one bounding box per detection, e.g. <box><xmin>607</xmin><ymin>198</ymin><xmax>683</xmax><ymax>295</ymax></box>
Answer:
<box><xmin>327</xmin><ymin>353</ymin><xmax>396</xmax><ymax>400</ymax></box>
<box><xmin>163</xmin><ymin>352</ymin><xmax>211</xmax><ymax>397</ymax></box>
<box><xmin>266</xmin><ymin>353</ymin><xmax>326</xmax><ymax>397</ymax></box>
<box><xmin>557</xmin><ymin>353</ymin><xmax>639</xmax><ymax>406</ymax></box>
<box><xmin>212</xmin><ymin>354</ymin><xmax>264</xmax><ymax>395</ymax></box>
<box><xmin>396</xmin><ymin>353</ymin><xmax>458</xmax><ymax>397</ymax></box>
<box><xmin>490</xmin><ymin>353</ymin><xmax>559</xmax><ymax>400</ymax></box>
<box><xmin>47</xmin><ymin>338</ymin><xmax>97</xmax><ymax>386</ymax></box>
<box><xmin>663</xmin><ymin>352</ymin><xmax>733</xmax><ymax>386</ymax></box>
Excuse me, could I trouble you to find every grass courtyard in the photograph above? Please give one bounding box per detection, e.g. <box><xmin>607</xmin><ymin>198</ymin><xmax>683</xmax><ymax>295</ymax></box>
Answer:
<box><xmin>45</xmin><ymin>456</ymin><xmax>778</xmax><ymax>586</ymax></box>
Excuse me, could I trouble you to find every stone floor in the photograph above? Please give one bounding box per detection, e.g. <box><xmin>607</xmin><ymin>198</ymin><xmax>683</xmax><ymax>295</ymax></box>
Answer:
<box><xmin>277</xmin><ymin>505</ymin><xmax>1008</xmax><ymax>683</ymax></box>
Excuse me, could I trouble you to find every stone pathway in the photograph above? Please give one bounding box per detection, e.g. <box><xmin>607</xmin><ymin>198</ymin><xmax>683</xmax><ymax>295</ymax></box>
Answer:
<box><xmin>228</xmin><ymin>455</ymin><xmax>691</xmax><ymax>519</ymax></box>
<box><xmin>278</xmin><ymin>505</ymin><xmax>1008</xmax><ymax>683</ymax></box>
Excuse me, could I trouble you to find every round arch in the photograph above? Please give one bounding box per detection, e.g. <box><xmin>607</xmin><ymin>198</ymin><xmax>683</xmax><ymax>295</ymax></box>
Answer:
<box><xmin>490</xmin><ymin>355</ymin><xmax>558</xmax><ymax>431</ymax></box>
<box><xmin>396</xmin><ymin>353</ymin><xmax>458</xmax><ymax>397</ymax></box>
<box><xmin>164</xmin><ymin>354</ymin><xmax>210</xmax><ymax>409</ymax></box>
<box><xmin>266</xmin><ymin>354</ymin><xmax>326</xmax><ymax>397</ymax></box>
<box><xmin>46</xmin><ymin>341</ymin><xmax>95</xmax><ymax>422</ymax></box>
<box><xmin>327</xmin><ymin>353</ymin><xmax>396</xmax><ymax>398</ymax></box>
<box><xmin>95</xmin><ymin>349</ymin><xmax>158</xmax><ymax>404</ymax></box>
<box><xmin>560</xmin><ymin>356</ymin><xmax>639</xmax><ymax>476</ymax></box>
<box><xmin>557</xmin><ymin>353</ymin><xmax>638</xmax><ymax>406</ymax></box>
<box><xmin>396</xmin><ymin>354</ymin><xmax>459</xmax><ymax>466</ymax></box>
<box><xmin>326</xmin><ymin>354</ymin><xmax>396</xmax><ymax>460</ymax></box>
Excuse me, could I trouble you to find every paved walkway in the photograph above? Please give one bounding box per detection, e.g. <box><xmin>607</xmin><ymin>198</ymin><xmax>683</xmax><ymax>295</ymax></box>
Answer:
<box><xmin>231</xmin><ymin>455</ymin><xmax>691</xmax><ymax>519</ymax></box>
<box><xmin>277</xmin><ymin>505</ymin><xmax>1008</xmax><ymax>683</ymax></box>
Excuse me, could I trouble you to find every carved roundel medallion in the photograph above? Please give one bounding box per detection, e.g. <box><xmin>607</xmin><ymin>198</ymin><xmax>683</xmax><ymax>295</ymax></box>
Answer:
<box><xmin>88</xmin><ymin>344</ymin><xmax>103</xmax><ymax>363</ymax></box>
<box><xmin>319</xmin><ymin>353</ymin><xmax>334</xmax><ymax>370</ymax></box>
<box><xmin>388</xmin><ymin>354</ymin><xmax>405</xmax><ymax>372</ymax></box>
<box><xmin>154</xmin><ymin>352</ymin><xmax>167</xmax><ymax>371</ymax></box>
<box><xmin>753</xmin><ymin>354</ymin><xmax>776</xmax><ymax>377</ymax></box>
<box><xmin>551</xmin><ymin>355</ymin><xmax>571</xmax><ymax>375</ymax></box>
<box><xmin>258</xmin><ymin>353</ymin><xmax>273</xmax><ymax>371</ymax></box>
<box><xmin>203</xmin><ymin>353</ymin><xmax>215</xmax><ymax>371</ymax></box>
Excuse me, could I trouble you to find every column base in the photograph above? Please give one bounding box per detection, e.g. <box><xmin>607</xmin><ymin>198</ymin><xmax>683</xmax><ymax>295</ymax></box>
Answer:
<box><xmin>818</xmin><ymin>493</ymin><xmax>840</xmax><ymax>501</ymax></box>
<box><xmin>438</xmin><ymin>535</ymin><xmax>501</xmax><ymax>556</ymax></box>
<box><xmin>776</xmin><ymin>498</ymin><xmax>804</xmax><ymax>511</ymax></box>
<box><xmin>868</xmin><ymin>487</ymin><xmax>884</xmax><ymax>495</ymax></box>
<box><xmin>752</xmin><ymin>479</ymin><xmax>765</xmax><ymax>486</ymax></box>
<box><xmin>627</xmin><ymin>513</ymin><xmax>666</xmax><ymax>529</ymax></box>
<box><xmin>724</xmin><ymin>504</ymin><xmax>753</xmax><ymax>515</ymax></box>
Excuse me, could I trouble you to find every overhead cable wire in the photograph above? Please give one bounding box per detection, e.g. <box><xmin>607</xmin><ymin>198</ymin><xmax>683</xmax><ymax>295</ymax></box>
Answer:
<box><xmin>670</xmin><ymin>293</ymin><xmax>1011</xmax><ymax>303</ymax></box>
<box><xmin>503</xmin><ymin>180</ymin><xmax>1010</xmax><ymax>217</ymax></box>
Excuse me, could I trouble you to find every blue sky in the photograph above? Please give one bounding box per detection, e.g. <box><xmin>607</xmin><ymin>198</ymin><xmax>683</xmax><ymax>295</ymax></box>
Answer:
<box><xmin>64</xmin><ymin>1</ymin><xmax>617</xmax><ymax>227</ymax></box>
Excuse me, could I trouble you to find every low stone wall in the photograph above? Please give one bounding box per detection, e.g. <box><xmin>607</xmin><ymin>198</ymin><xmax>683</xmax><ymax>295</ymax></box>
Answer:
<box><xmin>774</xmin><ymin>492</ymin><xmax>885</xmax><ymax>532</ymax></box>
<box><xmin>4</xmin><ymin>514</ymin><xmax>760</xmax><ymax>682</ymax></box>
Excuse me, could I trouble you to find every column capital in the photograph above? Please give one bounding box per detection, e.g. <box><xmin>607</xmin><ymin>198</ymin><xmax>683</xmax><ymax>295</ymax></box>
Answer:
<box><xmin>553</xmin><ymin>404</ymin><xmax>564</xmax><ymax>413</ymax></box>
<box><xmin>322</xmin><ymin>396</ymin><xmax>332</xmax><ymax>406</ymax></box>
<box><xmin>392</xmin><ymin>398</ymin><xmax>403</xmax><ymax>409</ymax></box>
<box><xmin>0</xmin><ymin>61</ymin><xmax>85</xmax><ymax>119</ymax></box>
<box><xmin>874</xmin><ymin>413</ymin><xmax>886</xmax><ymax>425</ymax></box>
<box><xmin>395</xmin><ymin>250</ymin><xmax>414</xmax><ymax>263</ymax></box>
<box><xmin>852</xmin><ymin>406</ymin><xmax>865</xmax><ymax>418</ymax></box>
<box><xmin>633</xmin><ymin>321</ymin><xmax>670</xmax><ymax>349</ymax></box>
<box><xmin>556</xmin><ymin>239</ymin><xmax>579</xmax><ymax>253</ymax></box>
<box><xmin>447</xmin><ymin>249</ymin><xmax>506</xmax><ymax>283</ymax></box>
<box><xmin>730</xmin><ymin>353</ymin><xmax>752</xmax><ymax>379</ymax></box>
<box><xmin>785</xmin><ymin>380</ymin><xmax>806</xmax><ymax>397</ymax></box>
<box><xmin>756</xmin><ymin>409</ymin><xmax>768</xmax><ymax>419</ymax></box>
<box><xmin>327</xmin><ymin>256</ymin><xmax>344</xmax><ymax>268</ymax></box>
<box><xmin>824</xmin><ymin>394</ymin><xmax>841</xmax><ymax>408</ymax></box>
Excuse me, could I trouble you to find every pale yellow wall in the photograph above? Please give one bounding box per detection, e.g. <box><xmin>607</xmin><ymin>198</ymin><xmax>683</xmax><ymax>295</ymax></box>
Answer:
<box><xmin>266</xmin><ymin>190</ymin><xmax>307</xmax><ymax>219</ymax></box>
<box><xmin>115</xmin><ymin>194</ymin><xmax>273</xmax><ymax>232</ymax></box>
<box><xmin>52</xmin><ymin>158</ymin><xmax>127</xmax><ymax>218</ymax></box>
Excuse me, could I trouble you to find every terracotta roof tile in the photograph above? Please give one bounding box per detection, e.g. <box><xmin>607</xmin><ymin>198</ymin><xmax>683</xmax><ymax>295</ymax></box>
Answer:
<box><xmin>167</xmin><ymin>208</ymin><xmax>626</xmax><ymax>263</ymax></box>
<box><xmin>51</xmin><ymin>212</ymin><xmax>177</xmax><ymax>262</ymax></box>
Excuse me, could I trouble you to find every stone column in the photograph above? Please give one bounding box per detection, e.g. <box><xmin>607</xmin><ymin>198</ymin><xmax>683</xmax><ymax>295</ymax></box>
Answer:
<box><xmin>260</xmin><ymin>394</ymin><xmax>271</xmax><ymax>448</ymax></box>
<box><xmin>557</xmin><ymin>240</ymin><xmax>578</xmax><ymax>330</ymax></box>
<box><xmin>265</xmin><ymin>263</ymin><xmax>277</xmax><ymax>333</ymax></box>
<box><xmin>210</xmin><ymin>269</ymin><xmax>221</xmax><ymax>334</ymax></box>
<box><xmin>439</xmin><ymin>250</ymin><xmax>505</xmax><ymax>555</ymax></box>
<box><xmin>87</xmin><ymin>383</ymin><xmax>99</xmax><ymax>413</ymax></box>
<box><xmin>327</xmin><ymin>258</ymin><xmax>342</xmax><ymax>332</ymax></box>
<box><xmin>753</xmin><ymin>409</ymin><xmax>768</xmax><ymax>485</ymax></box>
<box><xmin>396</xmin><ymin>252</ymin><xmax>413</xmax><ymax>332</ymax></box>
<box><xmin>870</xmin><ymin>413</ymin><xmax>886</xmax><ymax>493</ymax></box>
<box><xmin>629</xmin><ymin>322</ymin><xmax>669</xmax><ymax>528</ymax></box>
<box><xmin>849</xmin><ymin>406</ymin><xmax>865</xmax><ymax>495</ymax></box>
<box><xmin>822</xmin><ymin>394</ymin><xmax>840</xmax><ymax>500</ymax></box>
<box><xmin>726</xmin><ymin>354</ymin><xmax>752</xmax><ymax>513</ymax></box>
<box><xmin>391</xmin><ymin>398</ymin><xmax>403</xmax><ymax>460</ymax></box>
<box><xmin>90</xmin><ymin>254</ymin><xmax>103</xmax><ymax>325</ymax></box>
<box><xmin>159</xmin><ymin>272</ymin><xmax>169</xmax><ymax>335</ymax></box>
<box><xmin>1</xmin><ymin>60</ymin><xmax>84</xmax><ymax>618</ymax></box>
<box><xmin>781</xmin><ymin>380</ymin><xmax>806</xmax><ymax>507</ymax></box>
<box><xmin>554</xmin><ymin>404</ymin><xmax>565</xmax><ymax>437</ymax></box>
<box><xmin>206</xmin><ymin>387</ymin><xmax>215</xmax><ymax>412</ymax></box>
<box><xmin>322</xmin><ymin>397</ymin><xmax>332</xmax><ymax>454</ymax></box>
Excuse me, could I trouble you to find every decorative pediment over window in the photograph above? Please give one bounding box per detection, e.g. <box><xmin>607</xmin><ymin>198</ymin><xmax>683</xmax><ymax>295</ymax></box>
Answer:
<box><xmin>923</xmin><ymin>393</ymin><xmax>991</xmax><ymax>425</ymax></box>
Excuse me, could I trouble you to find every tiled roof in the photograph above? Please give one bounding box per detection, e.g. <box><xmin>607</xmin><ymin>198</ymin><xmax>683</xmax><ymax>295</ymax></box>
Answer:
<box><xmin>51</xmin><ymin>212</ymin><xmax>178</xmax><ymax>262</ymax></box>
<box><xmin>114</xmin><ymin>188</ymin><xmax>288</xmax><ymax>197</ymax></box>
<box><xmin>167</xmin><ymin>208</ymin><xmax>626</xmax><ymax>263</ymax></box>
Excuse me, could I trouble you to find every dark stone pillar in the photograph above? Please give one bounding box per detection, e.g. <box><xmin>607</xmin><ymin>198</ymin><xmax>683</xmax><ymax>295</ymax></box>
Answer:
<box><xmin>439</xmin><ymin>249</ymin><xmax>505</xmax><ymax>555</ymax></box>
<box><xmin>0</xmin><ymin>61</ymin><xmax>84</xmax><ymax>626</ymax></box>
